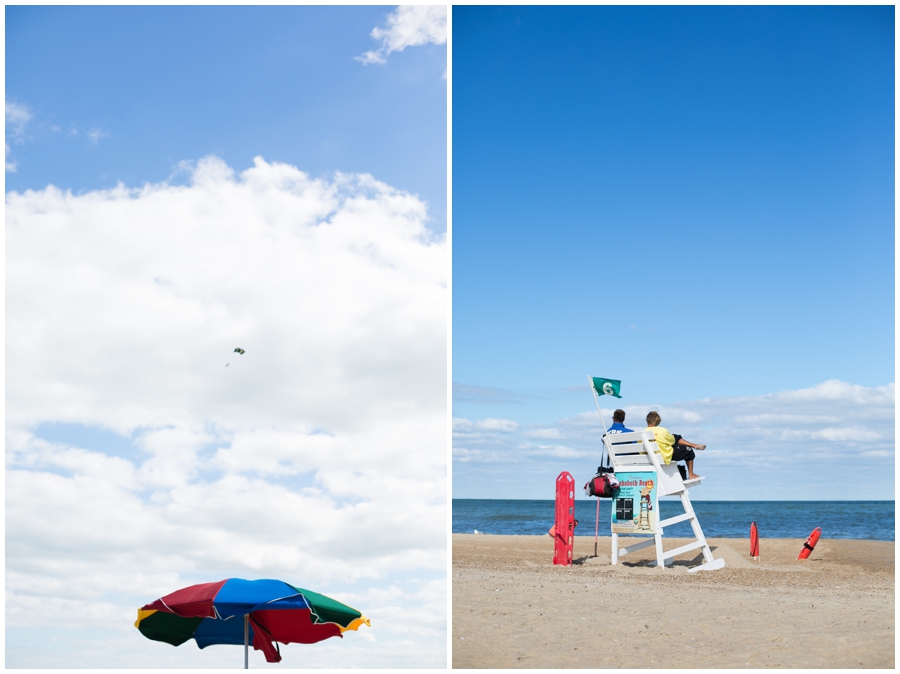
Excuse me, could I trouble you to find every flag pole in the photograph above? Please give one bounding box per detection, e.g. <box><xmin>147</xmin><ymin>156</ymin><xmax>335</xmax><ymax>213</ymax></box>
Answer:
<box><xmin>244</xmin><ymin>614</ymin><xmax>249</xmax><ymax>669</ymax></box>
<box><xmin>588</xmin><ymin>376</ymin><xmax>610</xmax><ymax>558</ymax></box>
<box><xmin>588</xmin><ymin>375</ymin><xmax>609</xmax><ymax>433</ymax></box>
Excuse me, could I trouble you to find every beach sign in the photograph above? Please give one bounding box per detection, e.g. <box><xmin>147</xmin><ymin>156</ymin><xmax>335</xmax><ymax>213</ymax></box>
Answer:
<box><xmin>611</xmin><ymin>470</ymin><xmax>658</xmax><ymax>534</ymax></box>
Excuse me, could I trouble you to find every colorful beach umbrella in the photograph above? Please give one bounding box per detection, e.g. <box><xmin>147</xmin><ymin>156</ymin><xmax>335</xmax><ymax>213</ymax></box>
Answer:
<box><xmin>135</xmin><ymin>578</ymin><xmax>369</xmax><ymax>667</ymax></box>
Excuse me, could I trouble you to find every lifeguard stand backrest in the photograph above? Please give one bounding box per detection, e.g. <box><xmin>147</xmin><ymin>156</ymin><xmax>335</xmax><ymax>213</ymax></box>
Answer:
<box><xmin>603</xmin><ymin>430</ymin><xmax>685</xmax><ymax>496</ymax></box>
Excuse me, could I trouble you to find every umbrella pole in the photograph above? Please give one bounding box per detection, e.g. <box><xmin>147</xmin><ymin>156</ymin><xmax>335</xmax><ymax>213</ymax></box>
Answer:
<box><xmin>244</xmin><ymin>614</ymin><xmax>249</xmax><ymax>669</ymax></box>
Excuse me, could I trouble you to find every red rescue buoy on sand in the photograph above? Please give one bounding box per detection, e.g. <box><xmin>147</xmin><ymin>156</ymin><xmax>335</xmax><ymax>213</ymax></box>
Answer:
<box><xmin>750</xmin><ymin>521</ymin><xmax>759</xmax><ymax>560</ymax></box>
<box><xmin>797</xmin><ymin>527</ymin><xmax>822</xmax><ymax>560</ymax></box>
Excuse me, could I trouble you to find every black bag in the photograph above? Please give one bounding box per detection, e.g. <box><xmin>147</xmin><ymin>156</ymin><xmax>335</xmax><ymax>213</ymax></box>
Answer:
<box><xmin>585</xmin><ymin>474</ymin><xmax>615</xmax><ymax>498</ymax></box>
<box><xmin>583</xmin><ymin>444</ymin><xmax>617</xmax><ymax>498</ymax></box>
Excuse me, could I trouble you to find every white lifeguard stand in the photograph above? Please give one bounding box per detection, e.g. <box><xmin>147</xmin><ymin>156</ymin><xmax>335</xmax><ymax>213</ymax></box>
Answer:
<box><xmin>603</xmin><ymin>430</ymin><xmax>725</xmax><ymax>572</ymax></box>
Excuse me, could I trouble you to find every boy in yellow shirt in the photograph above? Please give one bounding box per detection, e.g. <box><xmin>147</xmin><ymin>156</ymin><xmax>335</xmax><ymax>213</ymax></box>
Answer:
<box><xmin>645</xmin><ymin>411</ymin><xmax>706</xmax><ymax>480</ymax></box>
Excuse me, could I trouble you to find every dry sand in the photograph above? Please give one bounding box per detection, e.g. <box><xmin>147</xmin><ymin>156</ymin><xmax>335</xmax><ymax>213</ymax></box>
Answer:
<box><xmin>452</xmin><ymin>534</ymin><xmax>894</xmax><ymax>669</ymax></box>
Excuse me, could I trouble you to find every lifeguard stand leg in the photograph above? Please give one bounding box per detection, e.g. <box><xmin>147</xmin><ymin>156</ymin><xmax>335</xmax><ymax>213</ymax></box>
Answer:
<box><xmin>682</xmin><ymin>490</ymin><xmax>716</xmax><ymax>565</ymax></box>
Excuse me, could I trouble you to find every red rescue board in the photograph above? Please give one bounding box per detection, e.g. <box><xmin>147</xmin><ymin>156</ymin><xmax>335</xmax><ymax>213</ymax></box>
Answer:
<box><xmin>750</xmin><ymin>521</ymin><xmax>759</xmax><ymax>560</ymax></box>
<box><xmin>797</xmin><ymin>527</ymin><xmax>822</xmax><ymax>560</ymax></box>
<box><xmin>553</xmin><ymin>472</ymin><xmax>575</xmax><ymax>566</ymax></box>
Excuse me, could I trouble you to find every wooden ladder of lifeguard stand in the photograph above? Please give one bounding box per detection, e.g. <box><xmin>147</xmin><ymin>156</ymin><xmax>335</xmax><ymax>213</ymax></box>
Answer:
<box><xmin>603</xmin><ymin>430</ymin><xmax>725</xmax><ymax>572</ymax></box>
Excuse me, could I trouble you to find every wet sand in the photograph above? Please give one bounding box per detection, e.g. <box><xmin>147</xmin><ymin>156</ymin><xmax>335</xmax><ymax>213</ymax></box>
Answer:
<box><xmin>452</xmin><ymin>534</ymin><xmax>894</xmax><ymax>669</ymax></box>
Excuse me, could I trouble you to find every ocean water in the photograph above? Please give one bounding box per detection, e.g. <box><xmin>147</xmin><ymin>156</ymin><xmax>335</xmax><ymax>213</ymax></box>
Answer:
<box><xmin>452</xmin><ymin>499</ymin><xmax>895</xmax><ymax>541</ymax></box>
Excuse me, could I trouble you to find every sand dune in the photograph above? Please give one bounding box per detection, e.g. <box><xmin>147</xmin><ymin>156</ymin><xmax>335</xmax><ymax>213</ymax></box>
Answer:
<box><xmin>452</xmin><ymin>534</ymin><xmax>894</xmax><ymax>669</ymax></box>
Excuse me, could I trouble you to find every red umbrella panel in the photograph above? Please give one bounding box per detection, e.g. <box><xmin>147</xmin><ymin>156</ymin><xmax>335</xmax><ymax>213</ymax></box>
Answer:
<box><xmin>135</xmin><ymin>579</ymin><xmax>370</xmax><ymax>663</ymax></box>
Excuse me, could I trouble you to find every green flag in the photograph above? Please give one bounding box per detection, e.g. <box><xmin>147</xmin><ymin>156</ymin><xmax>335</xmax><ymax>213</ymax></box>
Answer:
<box><xmin>592</xmin><ymin>377</ymin><xmax>622</xmax><ymax>398</ymax></box>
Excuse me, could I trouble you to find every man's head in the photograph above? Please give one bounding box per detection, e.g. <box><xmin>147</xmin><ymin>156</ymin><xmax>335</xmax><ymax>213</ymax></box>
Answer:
<box><xmin>646</xmin><ymin>411</ymin><xmax>661</xmax><ymax>427</ymax></box>
<box><xmin>612</xmin><ymin>409</ymin><xmax>626</xmax><ymax>423</ymax></box>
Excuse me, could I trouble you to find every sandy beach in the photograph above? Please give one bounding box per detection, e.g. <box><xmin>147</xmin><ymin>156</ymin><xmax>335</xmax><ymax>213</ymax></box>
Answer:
<box><xmin>452</xmin><ymin>533</ymin><xmax>894</xmax><ymax>669</ymax></box>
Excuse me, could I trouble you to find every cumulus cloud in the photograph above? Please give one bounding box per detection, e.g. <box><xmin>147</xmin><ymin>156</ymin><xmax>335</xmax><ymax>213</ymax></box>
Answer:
<box><xmin>6</xmin><ymin>155</ymin><xmax>447</xmax><ymax>667</ymax></box>
<box><xmin>357</xmin><ymin>5</ymin><xmax>447</xmax><ymax>65</ymax></box>
<box><xmin>453</xmin><ymin>380</ymin><xmax>895</xmax><ymax>500</ymax></box>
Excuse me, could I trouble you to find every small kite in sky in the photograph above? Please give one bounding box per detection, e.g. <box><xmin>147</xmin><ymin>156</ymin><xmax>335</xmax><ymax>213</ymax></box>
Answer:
<box><xmin>234</xmin><ymin>348</ymin><xmax>245</xmax><ymax>354</ymax></box>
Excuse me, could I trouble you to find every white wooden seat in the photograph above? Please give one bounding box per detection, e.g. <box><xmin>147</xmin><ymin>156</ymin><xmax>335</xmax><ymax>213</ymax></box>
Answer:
<box><xmin>603</xmin><ymin>430</ymin><xmax>724</xmax><ymax>572</ymax></box>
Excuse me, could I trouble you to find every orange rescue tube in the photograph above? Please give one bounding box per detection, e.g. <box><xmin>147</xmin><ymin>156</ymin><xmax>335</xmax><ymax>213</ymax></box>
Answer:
<box><xmin>750</xmin><ymin>521</ymin><xmax>759</xmax><ymax>560</ymax></box>
<box><xmin>797</xmin><ymin>527</ymin><xmax>822</xmax><ymax>560</ymax></box>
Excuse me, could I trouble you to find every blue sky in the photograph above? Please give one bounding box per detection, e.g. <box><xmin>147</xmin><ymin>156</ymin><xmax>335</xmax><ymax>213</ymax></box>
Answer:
<box><xmin>6</xmin><ymin>6</ymin><xmax>446</xmax><ymax>668</ymax></box>
<box><xmin>6</xmin><ymin>5</ymin><xmax>446</xmax><ymax>231</ymax></box>
<box><xmin>452</xmin><ymin>6</ymin><xmax>894</xmax><ymax>500</ymax></box>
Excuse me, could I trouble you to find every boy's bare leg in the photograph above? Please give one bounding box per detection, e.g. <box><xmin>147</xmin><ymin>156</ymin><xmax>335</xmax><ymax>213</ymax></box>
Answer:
<box><xmin>686</xmin><ymin>459</ymin><xmax>700</xmax><ymax>480</ymax></box>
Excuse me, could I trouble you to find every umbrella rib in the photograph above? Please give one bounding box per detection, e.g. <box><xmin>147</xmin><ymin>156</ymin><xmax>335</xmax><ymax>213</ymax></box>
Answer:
<box><xmin>264</xmin><ymin>593</ymin><xmax>304</xmax><ymax>605</ymax></box>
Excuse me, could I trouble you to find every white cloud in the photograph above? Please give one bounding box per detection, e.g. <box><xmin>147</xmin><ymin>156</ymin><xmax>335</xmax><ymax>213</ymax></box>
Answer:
<box><xmin>526</xmin><ymin>444</ymin><xmax>588</xmax><ymax>458</ymax></box>
<box><xmin>451</xmin><ymin>417</ymin><xmax>524</xmax><ymax>452</ymax></box>
<box><xmin>69</xmin><ymin>125</ymin><xmax>110</xmax><ymax>143</ymax></box>
<box><xmin>475</xmin><ymin>417</ymin><xmax>520</xmax><ymax>432</ymax></box>
<box><xmin>6</xmin><ymin>98</ymin><xmax>32</xmax><ymax>171</ymax></box>
<box><xmin>452</xmin><ymin>418</ymin><xmax>475</xmax><ymax>432</ymax></box>
<box><xmin>524</xmin><ymin>427</ymin><xmax>562</xmax><ymax>439</ymax></box>
<box><xmin>6</xmin><ymin>155</ymin><xmax>447</xmax><ymax>667</ymax></box>
<box><xmin>357</xmin><ymin>5</ymin><xmax>447</xmax><ymax>65</ymax></box>
<box><xmin>6</xmin><ymin>99</ymin><xmax>110</xmax><ymax>172</ymax></box>
<box><xmin>87</xmin><ymin>127</ymin><xmax>110</xmax><ymax>143</ymax></box>
<box><xmin>453</xmin><ymin>380</ymin><xmax>895</xmax><ymax>500</ymax></box>
<box><xmin>6</xmin><ymin>98</ymin><xmax>31</xmax><ymax>133</ymax></box>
